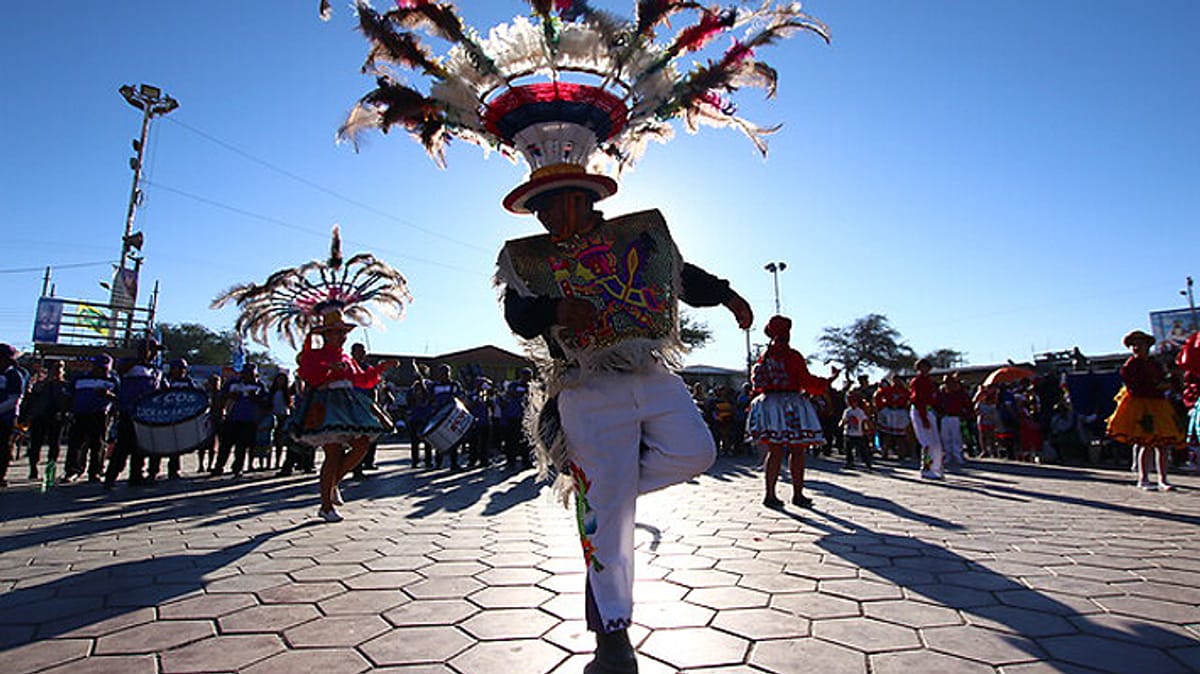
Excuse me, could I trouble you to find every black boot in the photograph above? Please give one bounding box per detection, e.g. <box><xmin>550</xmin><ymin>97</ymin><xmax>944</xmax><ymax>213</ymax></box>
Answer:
<box><xmin>584</xmin><ymin>629</ymin><xmax>638</xmax><ymax>674</ymax></box>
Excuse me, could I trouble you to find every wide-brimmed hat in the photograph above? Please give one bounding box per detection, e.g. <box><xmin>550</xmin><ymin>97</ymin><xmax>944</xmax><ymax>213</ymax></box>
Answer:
<box><xmin>1123</xmin><ymin>329</ymin><xmax>1155</xmax><ymax>347</ymax></box>
<box><xmin>484</xmin><ymin>83</ymin><xmax>624</xmax><ymax>214</ymax></box>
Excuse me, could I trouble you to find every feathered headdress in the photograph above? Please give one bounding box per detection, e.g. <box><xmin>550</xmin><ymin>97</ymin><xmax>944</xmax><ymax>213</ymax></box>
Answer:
<box><xmin>211</xmin><ymin>226</ymin><xmax>413</xmax><ymax>347</ymax></box>
<box><xmin>331</xmin><ymin>0</ymin><xmax>828</xmax><ymax>212</ymax></box>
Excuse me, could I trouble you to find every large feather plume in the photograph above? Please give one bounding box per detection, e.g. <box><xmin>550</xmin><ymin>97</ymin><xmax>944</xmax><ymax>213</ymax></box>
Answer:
<box><xmin>328</xmin><ymin>0</ymin><xmax>828</xmax><ymax>173</ymax></box>
<box><xmin>211</xmin><ymin>226</ymin><xmax>413</xmax><ymax>348</ymax></box>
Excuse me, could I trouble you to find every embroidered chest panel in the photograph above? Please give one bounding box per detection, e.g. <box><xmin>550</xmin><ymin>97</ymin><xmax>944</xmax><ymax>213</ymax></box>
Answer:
<box><xmin>503</xmin><ymin>212</ymin><xmax>679</xmax><ymax>352</ymax></box>
<box><xmin>753</xmin><ymin>357</ymin><xmax>793</xmax><ymax>391</ymax></box>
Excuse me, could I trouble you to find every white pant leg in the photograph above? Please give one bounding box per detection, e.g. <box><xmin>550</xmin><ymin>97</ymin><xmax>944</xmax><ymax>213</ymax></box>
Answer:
<box><xmin>636</xmin><ymin>366</ymin><xmax>716</xmax><ymax>495</ymax></box>
<box><xmin>940</xmin><ymin>416</ymin><xmax>964</xmax><ymax>465</ymax></box>
<box><xmin>911</xmin><ymin>407</ymin><xmax>943</xmax><ymax>478</ymax></box>
<box><xmin>557</xmin><ymin>366</ymin><xmax>714</xmax><ymax>633</ymax></box>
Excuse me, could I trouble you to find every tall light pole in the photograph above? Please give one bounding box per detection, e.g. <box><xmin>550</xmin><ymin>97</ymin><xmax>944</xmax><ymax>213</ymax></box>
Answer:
<box><xmin>1182</xmin><ymin>276</ymin><xmax>1198</xmax><ymax>331</ymax></box>
<box><xmin>764</xmin><ymin>261</ymin><xmax>787</xmax><ymax>315</ymax></box>
<box><xmin>115</xmin><ymin>83</ymin><xmax>177</xmax><ymax>343</ymax></box>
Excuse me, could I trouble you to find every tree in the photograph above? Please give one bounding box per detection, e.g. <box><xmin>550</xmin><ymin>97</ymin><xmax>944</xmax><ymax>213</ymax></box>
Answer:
<box><xmin>679</xmin><ymin>310</ymin><xmax>713</xmax><ymax>350</ymax></box>
<box><xmin>816</xmin><ymin>313</ymin><xmax>916</xmax><ymax>377</ymax></box>
<box><xmin>922</xmin><ymin>348</ymin><xmax>966</xmax><ymax>369</ymax></box>
<box><xmin>158</xmin><ymin>323</ymin><xmax>276</xmax><ymax>366</ymax></box>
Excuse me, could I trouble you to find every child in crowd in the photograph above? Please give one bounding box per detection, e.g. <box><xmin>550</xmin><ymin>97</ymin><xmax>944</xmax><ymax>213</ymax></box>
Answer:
<box><xmin>840</xmin><ymin>393</ymin><xmax>872</xmax><ymax>470</ymax></box>
<box><xmin>1107</xmin><ymin>330</ymin><xmax>1183</xmax><ymax>490</ymax></box>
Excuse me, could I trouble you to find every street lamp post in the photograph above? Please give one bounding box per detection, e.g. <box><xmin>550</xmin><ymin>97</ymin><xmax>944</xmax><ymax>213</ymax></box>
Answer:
<box><xmin>115</xmin><ymin>83</ymin><xmax>177</xmax><ymax>344</ymax></box>
<box><xmin>764</xmin><ymin>261</ymin><xmax>787</xmax><ymax>315</ymax></box>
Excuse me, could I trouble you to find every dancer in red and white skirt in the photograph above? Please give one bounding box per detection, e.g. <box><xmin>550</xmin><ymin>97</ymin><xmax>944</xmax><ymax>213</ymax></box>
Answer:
<box><xmin>747</xmin><ymin>315</ymin><xmax>839</xmax><ymax>508</ymax></box>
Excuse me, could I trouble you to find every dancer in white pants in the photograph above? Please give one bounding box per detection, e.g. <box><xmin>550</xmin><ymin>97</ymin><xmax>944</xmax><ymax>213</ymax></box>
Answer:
<box><xmin>910</xmin><ymin>358</ymin><xmax>944</xmax><ymax>479</ymax></box>
<box><xmin>499</xmin><ymin>187</ymin><xmax>751</xmax><ymax>673</ymax></box>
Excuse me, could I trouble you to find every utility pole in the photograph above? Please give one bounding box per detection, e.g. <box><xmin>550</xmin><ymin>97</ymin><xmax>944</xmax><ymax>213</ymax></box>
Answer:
<box><xmin>1182</xmin><ymin>276</ymin><xmax>1198</xmax><ymax>331</ymax></box>
<box><xmin>115</xmin><ymin>83</ymin><xmax>178</xmax><ymax>345</ymax></box>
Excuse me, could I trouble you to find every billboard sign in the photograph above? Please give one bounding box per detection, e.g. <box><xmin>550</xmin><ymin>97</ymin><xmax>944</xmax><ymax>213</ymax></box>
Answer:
<box><xmin>111</xmin><ymin>267</ymin><xmax>139</xmax><ymax>309</ymax></box>
<box><xmin>1149</xmin><ymin>307</ymin><xmax>1199</xmax><ymax>351</ymax></box>
<box><xmin>32</xmin><ymin>297</ymin><xmax>64</xmax><ymax>343</ymax></box>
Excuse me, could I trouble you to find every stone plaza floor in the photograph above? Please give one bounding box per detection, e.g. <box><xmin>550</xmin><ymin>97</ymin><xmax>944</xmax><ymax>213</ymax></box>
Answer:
<box><xmin>1</xmin><ymin>449</ymin><xmax>1199</xmax><ymax>673</ymax></box>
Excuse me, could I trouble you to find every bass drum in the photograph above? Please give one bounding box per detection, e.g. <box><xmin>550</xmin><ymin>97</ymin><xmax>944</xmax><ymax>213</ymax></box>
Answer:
<box><xmin>132</xmin><ymin>388</ymin><xmax>214</xmax><ymax>456</ymax></box>
<box><xmin>422</xmin><ymin>398</ymin><xmax>475</xmax><ymax>454</ymax></box>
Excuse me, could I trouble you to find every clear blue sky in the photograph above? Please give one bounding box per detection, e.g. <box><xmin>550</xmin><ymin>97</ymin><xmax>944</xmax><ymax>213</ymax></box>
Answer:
<box><xmin>2</xmin><ymin>1</ymin><xmax>1198</xmax><ymax>374</ymax></box>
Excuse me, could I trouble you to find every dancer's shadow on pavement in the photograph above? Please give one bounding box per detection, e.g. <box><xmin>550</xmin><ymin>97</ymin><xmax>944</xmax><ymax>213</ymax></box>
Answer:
<box><xmin>0</xmin><ymin>477</ymin><xmax>317</xmax><ymax>555</ymax></box>
<box><xmin>880</xmin><ymin>470</ymin><xmax>1200</xmax><ymax>528</ymax></box>
<box><xmin>778</xmin><ymin>495</ymin><xmax>1197</xmax><ymax>673</ymax></box>
<box><xmin>350</xmin><ymin>458</ymin><xmax>541</xmax><ymax>519</ymax></box>
<box><xmin>0</xmin><ymin>523</ymin><xmax>311</xmax><ymax>649</ymax></box>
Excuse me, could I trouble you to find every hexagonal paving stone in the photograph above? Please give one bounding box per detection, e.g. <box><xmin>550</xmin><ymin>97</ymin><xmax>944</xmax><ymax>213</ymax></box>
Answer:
<box><xmin>3</xmin><ymin>638</ymin><xmax>92</xmax><ymax>673</ymax></box>
<box><xmin>289</xmin><ymin>564</ymin><xmax>368</xmax><ymax>583</ymax></box>
<box><xmin>45</xmin><ymin>607</ymin><xmax>157</xmax><ymax>639</ymax></box>
<box><xmin>240</xmin><ymin>648</ymin><xmax>371</xmax><ymax>674</ymax></box>
<box><xmin>871</xmin><ymin>649</ymin><xmax>994</xmax><ymax>674</ymax></box>
<box><xmin>783</xmin><ymin>560</ymin><xmax>860</xmax><ymax>581</ymax></box>
<box><xmin>964</xmin><ymin>604</ymin><xmax>1077</xmax><ymax>637</ymax></box>
<box><xmin>344</xmin><ymin>571</ymin><xmax>423</xmax><ymax>590</ymax></box>
<box><xmin>360</xmin><ymin>625</ymin><xmax>473</xmax><ymax>666</ymax></box>
<box><xmin>450</xmin><ymin>638</ymin><xmax>569</xmax><ymax>672</ymax></box>
<box><xmin>219</xmin><ymin>604</ymin><xmax>321</xmax><ymax>633</ymax></box>
<box><xmin>284</xmin><ymin>614</ymin><xmax>391</xmax><ymax>647</ymax></box>
<box><xmin>771</xmin><ymin>592</ymin><xmax>860</xmax><ymax>619</ymax></box>
<box><xmin>820</xmin><ymin>578</ymin><xmax>905</xmax><ymax>603</ymax></box>
<box><xmin>685</xmin><ymin>586</ymin><xmax>771</xmax><ymax>610</ymax></box>
<box><xmin>363</xmin><ymin>555</ymin><xmax>433</xmax><ymax>572</ymax></box>
<box><xmin>159</xmin><ymin>634</ymin><xmax>285</xmax><ymax>673</ymax></box>
<box><xmin>460</xmin><ymin>608</ymin><xmax>558</xmax><ymax>640</ymax></box>
<box><xmin>812</xmin><ymin>616</ymin><xmax>922</xmax><ymax>653</ymax></box>
<box><xmin>1039</xmin><ymin>634</ymin><xmax>1193</xmax><ymax>674</ymax></box>
<box><xmin>905</xmin><ymin>583</ymin><xmax>998</xmax><ymax>610</ymax></box>
<box><xmin>863</xmin><ymin>600</ymin><xmax>963</xmax><ymax>628</ymax></box>
<box><xmin>256</xmin><ymin>580</ymin><xmax>346</xmax><ymax>604</ymax></box>
<box><xmin>404</xmin><ymin>576</ymin><xmax>485</xmax><ymax>600</ymax></box>
<box><xmin>750</xmin><ymin>635</ymin><xmax>866</xmax><ymax>673</ymax></box>
<box><xmin>203</xmin><ymin>573</ymin><xmax>291</xmax><ymax>594</ymax></box>
<box><xmin>541</xmin><ymin>593</ymin><xmax>587</xmax><ymax>621</ymax></box>
<box><xmin>475</xmin><ymin>567</ymin><xmax>550</xmax><ymax>586</ymax></box>
<box><xmin>468</xmin><ymin>585</ymin><xmax>554</xmax><ymax>609</ymax></box>
<box><xmin>543</xmin><ymin>620</ymin><xmax>594</xmax><ymax>654</ymax></box>
<box><xmin>36</xmin><ymin>654</ymin><xmax>158</xmax><ymax>674</ymax></box>
<box><xmin>640</xmin><ymin>627</ymin><xmax>749</xmax><ymax>669</ymax></box>
<box><xmin>634</xmin><ymin>600</ymin><xmax>716</xmax><ymax>629</ymax></box>
<box><xmin>711</xmin><ymin>607</ymin><xmax>809</xmax><ymax>640</ymax></box>
<box><xmin>318</xmin><ymin>589</ymin><xmax>411</xmax><ymax>615</ymax></box>
<box><xmin>1095</xmin><ymin>595</ymin><xmax>1200</xmax><ymax>624</ymax></box>
<box><xmin>922</xmin><ymin>625</ymin><xmax>1046</xmax><ymax>665</ymax></box>
<box><xmin>157</xmin><ymin>593</ymin><xmax>258</xmax><ymax>619</ymax></box>
<box><xmin>383</xmin><ymin>598</ymin><xmax>479</xmax><ymax>626</ymax></box>
<box><xmin>631</xmin><ymin>581</ymin><xmax>689</xmax><ymax>603</ymax></box>
<box><xmin>733</xmin><ymin>573</ymin><xmax>818</xmax><ymax>594</ymax></box>
<box><xmin>95</xmin><ymin>620</ymin><xmax>215</xmax><ymax>654</ymax></box>
<box><xmin>420</xmin><ymin>561</ymin><xmax>490</xmax><ymax>577</ymax></box>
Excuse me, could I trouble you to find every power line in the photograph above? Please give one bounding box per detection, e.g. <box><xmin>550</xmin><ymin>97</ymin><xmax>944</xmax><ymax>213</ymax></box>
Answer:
<box><xmin>141</xmin><ymin>179</ymin><xmax>486</xmax><ymax>276</ymax></box>
<box><xmin>0</xmin><ymin>260</ymin><xmax>117</xmax><ymax>275</ymax></box>
<box><xmin>164</xmin><ymin>116</ymin><xmax>489</xmax><ymax>253</ymax></box>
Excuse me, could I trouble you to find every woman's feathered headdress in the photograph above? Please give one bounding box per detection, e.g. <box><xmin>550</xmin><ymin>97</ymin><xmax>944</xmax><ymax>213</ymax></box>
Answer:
<box><xmin>329</xmin><ymin>0</ymin><xmax>828</xmax><ymax>211</ymax></box>
<box><xmin>211</xmin><ymin>226</ymin><xmax>413</xmax><ymax>347</ymax></box>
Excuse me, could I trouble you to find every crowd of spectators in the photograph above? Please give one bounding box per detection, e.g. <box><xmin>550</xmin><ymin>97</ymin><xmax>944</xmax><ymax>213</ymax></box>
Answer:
<box><xmin>0</xmin><ymin>340</ymin><xmax>540</xmax><ymax>491</ymax></box>
<box><xmin>686</xmin><ymin>360</ymin><xmax>1199</xmax><ymax>474</ymax></box>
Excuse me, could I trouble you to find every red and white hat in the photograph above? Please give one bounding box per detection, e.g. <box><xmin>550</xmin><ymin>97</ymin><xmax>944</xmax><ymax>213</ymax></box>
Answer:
<box><xmin>484</xmin><ymin>82</ymin><xmax>624</xmax><ymax>213</ymax></box>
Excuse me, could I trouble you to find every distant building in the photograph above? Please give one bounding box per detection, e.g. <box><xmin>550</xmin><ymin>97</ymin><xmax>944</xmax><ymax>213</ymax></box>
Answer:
<box><xmin>679</xmin><ymin>364</ymin><xmax>746</xmax><ymax>392</ymax></box>
<box><xmin>370</xmin><ymin>344</ymin><xmax>532</xmax><ymax>387</ymax></box>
